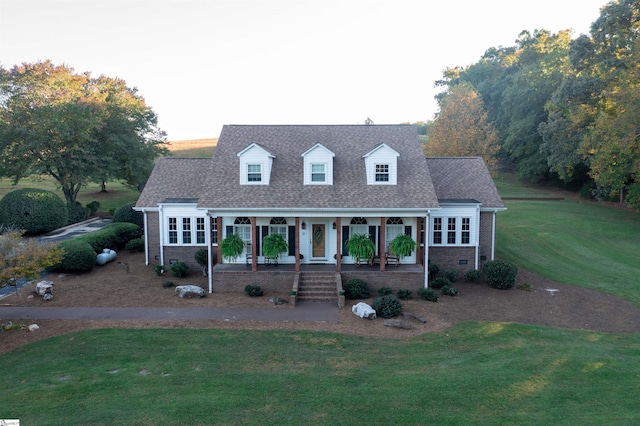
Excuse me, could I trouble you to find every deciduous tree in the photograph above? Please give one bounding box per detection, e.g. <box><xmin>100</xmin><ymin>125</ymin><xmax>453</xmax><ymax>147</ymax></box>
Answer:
<box><xmin>0</xmin><ymin>229</ymin><xmax>63</xmax><ymax>288</ymax></box>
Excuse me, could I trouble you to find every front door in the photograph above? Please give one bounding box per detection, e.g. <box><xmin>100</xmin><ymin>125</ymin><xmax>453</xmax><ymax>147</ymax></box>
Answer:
<box><xmin>312</xmin><ymin>224</ymin><xmax>325</xmax><ymax>258</ymax></box>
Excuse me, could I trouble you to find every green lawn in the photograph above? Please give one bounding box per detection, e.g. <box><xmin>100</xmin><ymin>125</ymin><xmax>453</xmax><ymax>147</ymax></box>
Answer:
<box><xmin>494</xmin><ymin>174</ymin><xmax>640</xmax><ymax>306</ymax></box>
<box><xmin>2</xmin><ymin>325</ymin><xmax>639</xmax><ymax>425</ymax></box>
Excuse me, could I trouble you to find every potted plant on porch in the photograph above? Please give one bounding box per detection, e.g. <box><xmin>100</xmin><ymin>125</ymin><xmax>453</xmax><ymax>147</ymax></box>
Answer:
<box><xmin>262</xmin><ymin>233</ymin><xmax>288</xmax><ymax>265</ymax></box>
<box><xmin>220</xmin><ymin>233</ymin><xmax>244</xmax><ymax>262</ymax></box>
<box><xmin>346</xmin><ymin>233</ymin><xmax>375</xmax><ymax>266</ymax></box>
<box><xmin>389</xmin><ymin>234</ymin><xmax>417</xmax><ymax>261</ymax></box>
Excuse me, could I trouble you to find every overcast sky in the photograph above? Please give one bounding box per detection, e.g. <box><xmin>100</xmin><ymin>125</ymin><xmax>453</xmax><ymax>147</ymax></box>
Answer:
<box><xmin>1</xmin><ymin>0</ymin><xmax>608</xmax><ymax>140</ymax></box>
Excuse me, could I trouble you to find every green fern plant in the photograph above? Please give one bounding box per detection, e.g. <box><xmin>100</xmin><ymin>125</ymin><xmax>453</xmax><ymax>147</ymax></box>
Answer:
<box><xmin>220</xmin><ymin>233</ymin><xmax>244</xmax><ymax>262</ymax></box>
<box><xmin>262</xmin><ymin>233</ymin><xmax>288</xmax><ymax>259</ymax></box>
<box><xmin>346</xmin><ymin>233</ymin><xmax>375</xmax><ymax>264</ymax></box>
<box><xmin>389</xmin><ymin>234</ymin><xmax>416</xmax><ymax>258</ymax></box>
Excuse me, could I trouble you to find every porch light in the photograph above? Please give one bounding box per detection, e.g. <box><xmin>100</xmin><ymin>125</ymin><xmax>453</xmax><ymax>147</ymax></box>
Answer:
<box><xmin>301</xmin><ymin>222</ymin><xmax>306</xmax><ymax>230</ymax></box>
<box><xmin>332</xmin><ymin>222</ymin><xmax>337</xmax><ymax>229</ymax></box>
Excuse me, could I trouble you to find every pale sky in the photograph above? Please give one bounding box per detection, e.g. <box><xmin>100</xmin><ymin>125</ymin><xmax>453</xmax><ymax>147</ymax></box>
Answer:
<box><xmin>1</xmin><ymin>0</ymin><xmax>608</xmax><ymax>140</ymax></box>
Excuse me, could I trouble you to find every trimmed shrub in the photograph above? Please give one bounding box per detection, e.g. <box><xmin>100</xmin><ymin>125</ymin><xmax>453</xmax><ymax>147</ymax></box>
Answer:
<box><xmin>195</xmin><ymin>249</ymin><xmax>208</xmax><ymax>276</ymax></box>
<box><xmin>377</xmin><ymin>286</ymin><xmax>393</xmax><ymax>296</ymax></box>
<box><xmin>86</xmin><ymin>201</ymin><xmax>101</xmax><ymax>216</ymax></box>
<box><xmin>483</xmin><ymin>259</ymin><xmax>518</xmax><ymax>290</ymax></box>
<box><xmin>464</xmin><ymin>269</ymin><xmax>481</xmax><ymax>282</ymax></box>
<box><xmin>418</xmin><ymin>287</ymin><xmax>439</xmax><ymax>302</ymax></box>
<box><xmin>0</xmin><ymin>188</ymin><xmax>67</xmax><ymax>235</ymax></box>
<box><xmin>53</xmin><ymin>240</ymin><xmax>96</xmax><ymax>272</ymax></box>
<box><xmin>162</xmin><ymin>280</ymin><xmax>175</xmax><ymax>288</ymax></box>
<box><xmin>112</xmin><ymin>202</ymin><xmax>144</xmax><ymax>228</ymax></box>
<box><xmin>125</xmin><ymin>238</ymin><xmax>145</xmax><ymax>252</ymax></box>
<box><xmin>441</xmin><ymin>285</ymin><xmax>459</xmax><ymax>296</ymax></box>
<box><xmin>396</xmin><ymin>288</ymin><xmax>413</xmax><ymax>300</ymax></box>
<box><xmin>245</xmin><ymin>284</ymin><xmax>263</xmax><ymax>297</ymax></box>
<box><xmin>372</xmin><ymin>295</ymin><xmax>403</xmax><ymax>318</ymax></box>
<box><xmin>428</xmin><ymin>262</ymin><xmax>440</xmax><ymax>277</ymax></box>
<box><xmin>170</xmin><ymin>261</ymin><xmax>188</xmax><ymax>278</ymax></box>
<box><xmin>67</xmin><ymin>201</ymin><xmax>87</xmax><ymax>225</ymax></box>
<box><xmin>431</xmin><ymin>277</ymin><xmax>451</xmax><ymax>290</ymax></box>
<box><xmin>444</xmin><ymin>270</ymin><xmax>459</xmax><ymax>282</ymax></box>
<box><xmin>76</xmin><ymin>222</ymin><xmax>142</xmax><ymax>253</ymax></box>
<box><xmin>344</xmin><ymin>278</ymin><xmax>371</xmax><ymax>300</ymax></box>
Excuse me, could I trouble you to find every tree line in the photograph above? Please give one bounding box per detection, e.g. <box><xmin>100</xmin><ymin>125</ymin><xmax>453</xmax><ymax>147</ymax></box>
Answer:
<box><xmin>426</xmin><ymin>0</ymin><xmax>640</xmax><ymax>209</ymax></box>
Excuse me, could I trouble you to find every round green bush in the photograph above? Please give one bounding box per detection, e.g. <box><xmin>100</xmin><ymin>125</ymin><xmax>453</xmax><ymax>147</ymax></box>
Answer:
<box><xmin>344</xmin><ymin>278</ymin><xmax>371</xmax><ymax>300</ymax></box>
<box><xmin>441</xmin><ymin>285</ymin><xmax>459</xmax><ymax>296</ymax></box>
<box><xmin>86</xmin><ymin>201</ymin><xmax>101</xmax><ymax>216</ymax></box>
<box><xmin>125</xmin><ymin>237</ymin><xmax>145</xmax><ymax>252</ymax></box>
<box><xmin>170</xmin><ymin>261</ymin><xmax>188</xmax><ymax>278</ymax></box>
<box><xmin>396</xmin><ymin>288</ymin><xmax>413</xmax><ymax>300</ymax></box>
<box><xmin>444</xmin><ymin>270</ymin><xmax>459</xmax><ymax>282</ymax></box>
<box><xmin>428</xmin><ymin>262</ymin><xmax>440</xmax><ymax>277</ymax></box>
<box><xmin>483</xmin><ymin>259</ymin><xmax>518</xmax><ymax>290</ymax></box>
<box><xmin>377</xmin><ymin>286</ymin><xmax>393</xmax><ymax>296</ymax></box>
<box><xmin>0</xmin><ymin>188</ymin><xmax>67</xmax><ymax>235</ymax></box>
<box><xmin>53</xmin><ymin>240</ymin><xmax>96</xmax><ymax>272</ymax></box>
<box><xmin>67</xmin><ymin>201</ymin><xmax>87</xmax><ymax>225</ymax></box>
<box><xmin>464</xmin><ymin>269</ymin><xmax>481</xmax><ymax>282</ymax></box>
<box><xmin>431</xmin><ymin>277</ymin><xmax>450</xmax><ymax>289</ymax></box>
<box><xmin>112</xmin><ymin>202</ymin><xmax>144</xmax><ymax>228</ymax></box>
<box><xmin>244</xmin><ymin>284</ymin><xmax>264</xmax><ymax>297</ymax></box>
<box><xmin>418</xmin><ymin>287</ymin><xmax>439</xmax><ymax>302</ymax></box>
<box><xmin>372</xmin><ymin>295</ymin><xmax>403</xmax><ymax>318</ymax></box>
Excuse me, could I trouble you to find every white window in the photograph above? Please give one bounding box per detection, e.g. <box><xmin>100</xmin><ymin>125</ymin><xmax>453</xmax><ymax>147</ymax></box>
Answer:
<box><xmin>211</xmin><ymin>218</ymin><xmax>218</xmax><ymax>245</ymax></box>
<box><xmin>431</xmin><ymin>217</ymin><xmax>472</xmax><ymax>246</ymax></box>
<box><xmin>234</xmin><ymin>217</ymin><xmax>252</xmax><ymax>248</ymax></box>
<box><xmin>247</xmin><ymin>164</ymin><xmax>261</xmax><ymax>182</ymax></box>
<box><xmin>375</xmin><ymin>164</ymin><xmax>390</xmax><ymax>182</ymax></box>
<box><xmin>269</xmin><ymin>217</ymin><xmax>287</xmax><ymax>238</ymax></box>
<box><xmin>385</xmin><ymin>217</ymin><xmax>403</xmax><ymax>250</ymax></box>
<box><xmin>311</xmin><ymin>164</ymin><xmax>326</xmax><ymax>183</ymax></box>
<box><xmin>167</xmin><ymin>216</ymin><xmax>207</xmax><ymax>246</ymax></box>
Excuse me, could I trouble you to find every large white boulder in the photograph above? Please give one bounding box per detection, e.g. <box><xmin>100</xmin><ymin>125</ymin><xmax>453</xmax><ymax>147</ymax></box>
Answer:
<box><xmin>175</xmin><ymin>285</ymin><xmax>206</xmax><ymax>298</ymax></box>
<box><xmin>352</xmin><ymin>302</ymin><xmax>376</xmax><ymax>320</ymax></box>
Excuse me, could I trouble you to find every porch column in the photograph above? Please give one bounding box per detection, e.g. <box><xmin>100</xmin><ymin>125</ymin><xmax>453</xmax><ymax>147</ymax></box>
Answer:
<box><xmin>336</xmin><ymin>217</ymin><xmax>341</xmax><ymax>272</ymax></box>
<box><xmin>415</xmin><ymin>216</ymin><xmax>422</xmax><ymax>265</ymax></box>
<box><xmin>424</xmin><ymin>214</ymin><xmax>430</xmax><ymax>288</ymax></box>
<box><xmin>251</xmin><ymin>216</ymin><xmax>257</xmax><ymax>272</ymax></box>
<box><xmin>379</xmin><ymin>216</ymin><xmax>386</xmax><ymax>272</ymax></box>
<box><xmin>216</xmin><ymin>216</ymin><xmax>222</xmax><ymax>265</ymax></box>
<box><xmin>295</xmin><ymin>217</ymin><xmax>300</xmax><ymax>272</ymax></box>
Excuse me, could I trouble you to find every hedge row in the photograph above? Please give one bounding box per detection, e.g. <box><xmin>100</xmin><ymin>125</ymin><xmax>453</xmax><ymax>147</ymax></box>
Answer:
<box><xmin>52</xmin><ymin>222</ymin><xmax>142</xmax><ymax>272</ymax></box>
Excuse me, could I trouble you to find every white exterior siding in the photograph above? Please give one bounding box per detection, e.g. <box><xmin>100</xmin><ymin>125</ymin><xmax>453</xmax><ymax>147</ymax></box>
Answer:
<box><xmin>302</xmin><ymin>144</ymin><xmax>335</xmax><ymax>185</ymax></box>
<box><xmin>160</xmin><ymin>205</ymin><xmax>208</xmax><ymax>246</ymax></box>
<box><xmin>362</xmin><ymin>144</ymin><xmax>399</xmax><ymax>185</ymax></box>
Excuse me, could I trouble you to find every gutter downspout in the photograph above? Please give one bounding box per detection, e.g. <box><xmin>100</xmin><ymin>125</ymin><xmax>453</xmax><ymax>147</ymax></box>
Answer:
<box><xmin>143</xmin><ymin>211</ymin><xmax>149</xmax><ymax>266</ymax></box>
<box><xmin>491</xmin><ymin>211</ymin><xmax>497</xmax><ymax>260</ymax></box>
<box><xmin>158</xmin><ymin>205</ymin><xmax>165</xmax><ymax>267</ymax></box>
<box><xmin>207</xmin><ymin>214</ymin><xmax>213</xmax><ymax>294</ymax></box>
<box><xmin>423</xmin><ymin>212</ymin><xmax>430</xmax><ymax>288</ymax></box>
<box><xmin>475</xmin><ymin>204</ymin><xmax>480</xmax><ymax>270</ymax></box>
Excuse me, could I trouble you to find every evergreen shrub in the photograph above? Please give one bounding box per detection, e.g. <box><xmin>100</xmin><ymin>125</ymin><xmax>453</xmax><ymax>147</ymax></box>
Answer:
<box><xmin>170</xmin><ymin>261</ymin><xmax>188</xmax><ymax>278</ymax></box>
<box><xmin>344</xmin><ymin>278</ymin><xmax>371</xmax><ymax>300</ymax></box>
<box><xmin>53</xmin><ymin>240</ymin><xmax>96</xmax><ymax>272</ymax></box>
<box><xmin>431</xmin><ymin>277</ymin><xmax>451</xmax><ymax>289</ymax></box>
<box><xmin>112</xmin><ymin>202</ymin><xmax>144</xmax><ymax>228</ymax></box>
<box><xmin>483</xmin><ymin>259</ymin><xmax>518</xmax><ymax>290</ymax></box>
<box><xmin>125</xmin><ymin>238</ymin><xmax>145</xmax><ymax>252</ymax></box>
<box><xmin>67</xmin><ymin>201</ymin><xmax>87</xmax><ymax>225</ymax></box>
<box><xmin>377</xmin><ymin>286</ymin><xmax>393</xmax><ymax>296</ymax></box>
<box><xmin>418</xmin><ymin>287</ymin><xmax>439</xmax><ymax>302</ymax></box>
<box><xmin>372</xmin><ymin>294</ymin><xmax>403</xmax><ymax>318</ymax></box>
<box><xmin>444</xmin><ymin>270</ymin><xmax>459</xmax><ymax>282</ymax></box>
<box><xmin>244</xmin><ymin>285</ymin><xmax>264</xmax><ymax>297</ymax></box>
<box><xmin>0</xmin><ymin>188</ymin><xmax>67</xmax><ymax>235</ymax></box>
<box><xmin>464</xmin><ymin>269</ymin><xmax>481</xmax><ymax>282</ymax></box>
<box><xmin>441</xmin><ymin>285</ymin><xmax>459</xmax><ymax>296</ymax></box>
<box><xmin>396</xmin><ymin>288</ymin><xmax>413</xmax><ymax>300</ymax></box>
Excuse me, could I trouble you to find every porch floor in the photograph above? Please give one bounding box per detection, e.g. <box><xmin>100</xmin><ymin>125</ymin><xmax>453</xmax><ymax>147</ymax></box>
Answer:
<box><xmin>213</xmin><ymin>263</ymin><xmax>424</xmax><ymax>273</ymax></box>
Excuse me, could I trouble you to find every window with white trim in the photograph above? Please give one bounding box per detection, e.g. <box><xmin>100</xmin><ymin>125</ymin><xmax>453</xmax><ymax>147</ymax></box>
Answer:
<box><xmin>311</xmin><ymin>164</ymin><xmax>326</xmax><ymax>183</ymax></box>
<box><xmin>247</xmin><ymin>164</ymin><xmax>261</xmax><ymax>182</ymax></box>
<box><xmin>211</xmin><ymin>218</ymin><xmax>218</xmax><ymax>245</ymax></box>
<box><xmin>234</xmin><ymin>217</ymin><xmax>252</xmax><ymax>247</ymax></box>
<box><xmin>350</xmin><ymin>217</ymin><xmax>368</xmax><ymax>236</ymax></box>
<box><xmin>385</xmin><ymin>217</ymin><xmax>403</xmax><ymax>250</ymax></box>
<box><xmin>375</xmin><ymin>164</ymin><xmax>390</xmax><ymax>182</ymax></box>
<box><xmin>167</xmin><ymin>216</ymin><xmax>207</xmax><ymax>246</ymax></box>
<box><xmin>270</xmin><ymin>217</ymin><xmax>287</xmax><ymax>238</ymax></box>
<box><xmin>431</xmin><ymin>217</ymin><xmax>472</xmax><ymax>246</ymax></box>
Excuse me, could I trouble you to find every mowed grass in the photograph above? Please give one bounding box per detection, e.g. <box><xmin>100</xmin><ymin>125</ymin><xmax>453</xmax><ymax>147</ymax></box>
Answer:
<box><xmin>2</xmin><ymin>325</ymin><xmax>639</xmax><ymax>425</ymax></box>
<box><xmin>0</xmin><ymin>138</ymin><xmax>218</xmax><ymax>214</ymax></box>
<box><xmin>494</xmin><ymin>174</ymin><xmax>640</xmax><ymax>306</ymax></box>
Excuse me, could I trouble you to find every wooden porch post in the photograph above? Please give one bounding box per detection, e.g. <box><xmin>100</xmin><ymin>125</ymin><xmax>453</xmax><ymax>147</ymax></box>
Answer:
<box><xmin>295</xmin><ymin>217</ymin><xmax>300</xmax><ymax>272</ymax></box>
<box><xmin>415</xmin><ymin>216</ymin><xmax>422</xmax><ymax>265</ymax></box>
<box><xmin>336</xmin><ymin>217</ymin><xmax>341</xmax><ymax>272</ymax></box>
<box><xmin>216</xmin><ymin>216</ymin><xmax>223</xmax><ymax>265</ymax></box>
<box><xmin>379</xmin><ymin>216</ymin><xmax>386</xmax><ymax>272</ymax></box>
<box><xmin>251</xmin><ymin>216</ymin><xmax>257</xmax><ymax>272</ymax></box>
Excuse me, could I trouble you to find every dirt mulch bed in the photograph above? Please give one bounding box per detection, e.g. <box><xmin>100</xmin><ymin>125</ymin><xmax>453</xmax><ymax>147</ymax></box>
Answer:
<box><xmin>2</xmin><ymin>251</ymin><xmax>639</xmax><ymax>355</ymax></box>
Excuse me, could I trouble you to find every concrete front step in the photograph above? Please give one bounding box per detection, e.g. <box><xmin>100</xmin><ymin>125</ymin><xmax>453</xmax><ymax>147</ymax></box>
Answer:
<box><xmin>297</xmin><ymin>273</ymin><xmax>337</xmax><ymax>301</ymax></box>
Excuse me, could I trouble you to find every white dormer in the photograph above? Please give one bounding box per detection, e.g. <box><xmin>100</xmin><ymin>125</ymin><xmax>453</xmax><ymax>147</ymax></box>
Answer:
<box><xmin>237</xmin><ymin>143</ymin><xmax>275</xmax><ymax>185</ymax></box>
<box><xmin>362</xmin><ymin>143</ymin><xmax>399</xmax><ymax>185</ymax></box>
<box><xmin>301</xmin><ymin>143</ymin><xmax>335</xmax><ymax>185</ymax></box>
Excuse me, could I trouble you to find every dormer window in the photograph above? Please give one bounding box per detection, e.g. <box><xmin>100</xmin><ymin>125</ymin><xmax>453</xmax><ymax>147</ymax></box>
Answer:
<box><xmin>375</xmin><ymin>164</ymin><xmax>390</xmax><ymax>182</ymax></box>
<box><xmin>302</xmin><ymin>143</ymin><xmax>335</xmax><ymax>185</ymax></box>
<box><xmin>363</xmin><ymin>144</ymin><xmax>399</xmax><ymax>185</ymax></box>
<box><xmin>247</xmin><ymin>164</ymin><xmax>262</xmax><ymax>182</ymax></box>
<box><xmin>311</xmin><ymin>164</ymin><xmax>326</xmax><ymax>183</ymax></box>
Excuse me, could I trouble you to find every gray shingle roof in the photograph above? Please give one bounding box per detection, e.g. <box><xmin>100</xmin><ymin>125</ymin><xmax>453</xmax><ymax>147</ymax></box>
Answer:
<box><xmin>198</xmin><ymin>125</ymin><xmax>439</xmax><ymax>210</ymax></box>
<box><xmin>136</xmin><ymin>158</ymin><xmax>211</xmax><ymax>208</ymax></box>
<box><xmin>426</xmin><ymin>157</ymin><xmax>504</xmax><ymax>208</ymax></box>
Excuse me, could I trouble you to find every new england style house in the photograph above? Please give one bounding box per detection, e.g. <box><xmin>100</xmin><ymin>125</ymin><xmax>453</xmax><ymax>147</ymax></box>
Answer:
<box><xmin>135</xmin><ymin>124</ymin><xmax>504</xmax><ymax>293</ymax></box>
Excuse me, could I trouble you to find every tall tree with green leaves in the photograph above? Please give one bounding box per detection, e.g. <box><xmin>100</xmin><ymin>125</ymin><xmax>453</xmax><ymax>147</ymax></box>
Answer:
<box><xmin>0</xmin><ymin>61</ymin><xmax>168</xmax><ymax>206</ymax></box>
<box><xmin>426</xmin><ymin>82</ymin><xmax>499</xmax><ymax>175</ymax></box>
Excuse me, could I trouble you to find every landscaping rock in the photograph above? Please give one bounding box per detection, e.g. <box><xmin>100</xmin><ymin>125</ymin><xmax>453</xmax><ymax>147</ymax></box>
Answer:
<box><xmin>403</xmin><ymin>312</ymin><xmax>427</xmax><ymax>323</ymax></box>
<box><xmin>384</xmin><ymin>319</ymin><xmax>412</xmax><ymax>329</ymax></box>
<box><xmin>28</xmin><ymin>324</ymin><xmax>40</xmax><ymax>332</ymax></box>
<box><xmin>175</xmin><ymin>285</ymin><xmax>206</xmax><ymax>298</ymax></box>
<box><xmin>352</xmin><ymin>302</ymin><xmax>376</xmax><ymax>319</ymax></box>
<box><xmin>35</xmin><ymin>280</ymin><xmax>53</xmax><ymax>296</ymax></box>
<box><xmin>269</xmin><ymin>297</ymin><xmax>288</xmax><ymax>305</ymax></box>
